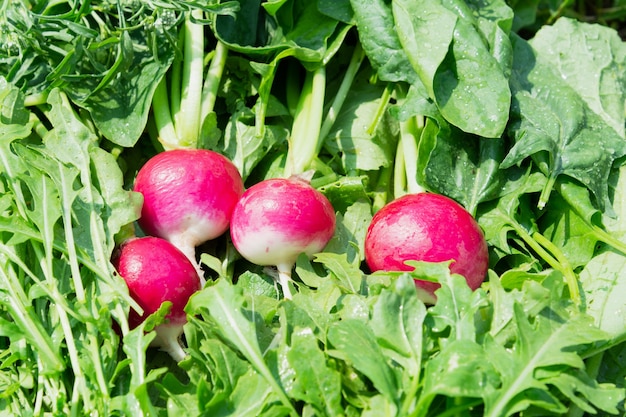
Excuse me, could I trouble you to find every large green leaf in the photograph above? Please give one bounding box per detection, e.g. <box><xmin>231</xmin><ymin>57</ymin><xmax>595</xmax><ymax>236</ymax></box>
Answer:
<box><xmin>350</xmin><ymin>0</ymin><xmax>418</xmax><ymax>84</ymax></box>
<box><xmin>529</xmin><ymin>18</ymin><xmax>626</xmax><ymax>138</ymax></box>
<box><xmin>392</xmin><ymin>0</ymin><xmax>511</xmax><ymax>138</ymax></box>
<box><xmin>503</xmin><ymin>34</ymin><xmax>626</xmax><ymax>212</ymax></box>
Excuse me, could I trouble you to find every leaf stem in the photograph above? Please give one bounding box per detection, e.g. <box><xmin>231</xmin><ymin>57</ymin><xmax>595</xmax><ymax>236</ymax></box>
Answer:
<box><xmin>399</xmin><ymin>114</ymin><xmax>426</xmax><ymax>195</ymax></box>
<box><xmin>0</xmin><ymin>255</ymin><xmax>64</xmax><ymax>374</ymax></box>
<box><xmin>510</xmin><ymin>221</ymin><xmax>581</xmax><ymax>305</ymax></box>
<box><xmin>200</xmin><ymin>40</ymin><xmax>228</xmax><ymax>124</ymax></box>
<box><xmin>538</xmin><ymin>172</ymin><xmax>558</xmax><ymax>210</ymax></box>
<box><xmin>319</xmin><ymin>41</ymin><xmax>365</xmax><ymax>140</ymax></box>
<box><xmin>284</xmin><ymin>66</ymin><xmax>326</xmax><ymax>177</ymax></box>
<box><xmin>174</xmin><ymin>9</ymin><xmax>204</xmax><ymax>147</ymax></box>
<box><xmin>152</xmin><ymin>78</ymin><xmax>180</xmax><ymax>150</ymax></box>
<box><xmin>531</xmin><ymin>231</ymin><xmax>580</xmax><ymax>304</ymax></box>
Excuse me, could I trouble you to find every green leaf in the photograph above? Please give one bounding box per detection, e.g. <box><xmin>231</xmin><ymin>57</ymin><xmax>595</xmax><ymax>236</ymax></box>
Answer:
<box><xmin>580</xmin><ymin>251</ymin><xmax>626</xmax><ymax>339</ymax></box>
<box><xmin>504</xmin><ymin>34</ymin><xmax>626</xmax><ymax>212</ymax></box>
<box><xmin>72</xmin><ymin>28</ymin><xmax>174</xmax><ymax>147</ymax></box>
<box><xmin>392</xmin><ymin>0</ymin><xmax>511</xmax><ymax>138</ymax></box>
<box><xmin>529</xmin><ymin>18</ymin><xmax>626</xmax><ymax>138</ymax></box>
<box><xmin>186</xmin><ymin>279</ymin><xmax>297</xmax><ymax>416</ymax></box>
<box><xmin>483</xmin><ymin>304</ymin><xmax>613</xmax><ymax>417</ymax></box>
<box><xmin>323</xmin><ymin>77</ymin><xmax>398</xmax><ymax>172</ymax></box>
<box><xmin>350</xmin><ymin>0</ymin><xmax>418</xmax><ymax>84</ymax></box>
<box><xmin>286</xmin><ymin>328</ymin><xmax>343</xmax><ymax>416</ymax></box>
<box><xmin>417</xmin><ymin>115</ymin><xmax>507</xmax><ymax>215</ymax></box>
<box><xmin>218</xmin><ymin>110</ymin><xmax>287</xmax><ymax>180</ymax></box>
<box><xmin>538</xmin><ymin>190</ymin><xmax>599</xmax><ymax>269</ymax></box>
<box><xmin>216</xmin><ymin>0</ymin><xmax>344</xmax><ymax>64</ymax></box>
<box><xmin>323</xmin><ymin>199</ymin><xmax>372</xmax><ymax>263</ymax></box>
<box><xmin>421</xmin><ymin>340</ymin><xmax>500</xmax><ymax>404</ymax></box>
<box><xmin>477</xmin><ymin>170</ymin><xmax>546</xmax><ymax>253</ymax></box>
<box><xmin>370</xmin><ymin>274</ymin><xmax>425</xmax><ymax>375</ymax></box>
<box><xmin>391</xmin><ymin>0</ymin><xmax>456</xmax><ymax>98</ymax></box>
<box><xmin>327</xmin><ymin>319</ymin><xmax>399</xmax><ymax>402</ymax></box>
<box><xmin>427</xmin><ymin>263</ymin><xmax>487</xmax><ymax>343</ymax></box>
<box><xmin>314</xmin><ymin>252</ymin><xmax>365</xmax><ymax>294</ymax></box>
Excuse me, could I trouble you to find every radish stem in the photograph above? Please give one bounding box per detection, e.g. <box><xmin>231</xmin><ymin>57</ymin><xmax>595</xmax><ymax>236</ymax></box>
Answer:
<box><xmin>276</xmin><ymin>263</ymin><xmax>294</xmax><ymax>299</ymax></box>
<box><xmin>284</xmin><ymin>66</ymin><xmax>326</xmax><ymax>177</ymax></box>
<box><xmin>175</xmin><ymin>10</ymin><xmax>204</xmax><ymax>147</ymax></box>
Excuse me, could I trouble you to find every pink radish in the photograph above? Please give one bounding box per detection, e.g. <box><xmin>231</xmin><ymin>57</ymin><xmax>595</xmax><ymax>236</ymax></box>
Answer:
<box><xmin>133</xmin><ymin>149</ymin><xmax>244</xmax><ymax>280</ymax></box>
<box><xmin>112</xmin><ymin>236</ymin><xmax>201</xmax><ymax>362</ymax></box>
<box><xmin>364</xmin><ymin>193</ymin><xmax>489</xmax><ymax>303</ymax></box>
<box><xmin>229</xmin><ymin>176</ymin><xmax>336</xmax><ymax>298</ymax></box>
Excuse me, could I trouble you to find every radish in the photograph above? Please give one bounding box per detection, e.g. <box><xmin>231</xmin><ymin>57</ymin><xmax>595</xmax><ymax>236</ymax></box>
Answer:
<box><xmin>133</xmin><ymin>149</ymin><xmax>244</xmax><ymax>280</ymax></box>
<box><xmin>364</xmin><ymin>193</ymin><xmax>489</xmax><ymax>303</ymax></box>
<box><xmin>112</xmin><ymin>236</ymin><xmax>201</xmax><ymax>362</ymax></box>
<box><xmin>229</xmin><ymin>176</ymin><xmax>336</xmax><ymax>298</ymax></box>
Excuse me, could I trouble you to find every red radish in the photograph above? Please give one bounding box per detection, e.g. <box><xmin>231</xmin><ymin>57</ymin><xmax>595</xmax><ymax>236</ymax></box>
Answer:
<box><xmin>112</xmin><ymin>236</ymin><xmax>201</xmax><ymax>362</ymax></box>
<box><xmin>133</xmin><ymin>149</ymin><xmax>244</xmax><ymax>281</ymax></box>
<box><xmin>229</xmin><ymin>176</ymin><xmax>336</xmax><ymax>298</ymax></box>
<box><xmin>364</xmin><ymin>193</ymin><xmax>489</xmax><ymax>303</ymax></box>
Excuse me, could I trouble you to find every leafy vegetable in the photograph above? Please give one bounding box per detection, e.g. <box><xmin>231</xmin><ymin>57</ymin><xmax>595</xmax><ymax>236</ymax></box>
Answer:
<box><xmin>2</xmin><ymin>0</ymin><xmax>626</xmax><ymax>416</ymax></box>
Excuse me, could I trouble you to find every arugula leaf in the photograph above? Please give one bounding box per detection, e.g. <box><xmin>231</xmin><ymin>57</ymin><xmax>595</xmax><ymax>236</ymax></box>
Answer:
<box><xmin>286</xmin><ymin>327</ymin><xmax>344</xmax><ymax>416</ymax></box>
<box><xmin>186</xmin><ymin>279</ymin><xmax>299</xmax><ymax>417</ymax></box>
<box><xmin>483</xmin><ymin>305</ymin><xmax>620</xmax><ymax>416</ymax></box>
<box><xmin>327</xmin><ymin>319</ymin><xmax>400</xmax><ymax>402</ymax></box>
<box><xmin>580</xmin><ymin>251</ymin><xmax>626</xmax><ymax>340</ymax></box>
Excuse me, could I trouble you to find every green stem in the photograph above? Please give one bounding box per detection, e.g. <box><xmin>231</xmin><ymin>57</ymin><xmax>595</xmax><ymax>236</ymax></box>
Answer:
<box><xmin>372</xmin><ymin>165</ymin><xmax>393</xmax><ymax>213</ymax></box>
<box><xmin>152</xmin><ymin>78</ymin><xmax>180</xmax><ymax>150</ymax></box>
<box><xmin>284</xmin><ymin>66</ymin><xmax>326</xmax><ymax>177</ymax></box>
<box><xmin>510</xmin><ymin>222</ymin><xmax>581</xmax><ymax>306</ymax></box>
<box><xmin>169</xmin><ymin>28</ymin><xmax>184</xmax><ymax>125</ymax></box>
<box><xmin>200</xmin><ymin>40</ymin><xmax>228</xmax><ymax>124</ymax></box>
<box><xmin>394</xmin><ymin>138</ymin><xmax>407</xmax><ymax>198</ymax></box>
<box><xmin>399</xmin><ymin>114</ymin><xmax>426</xmax><ymax>195</ymax></box>
<box><xmin>532</xmin><ymin>231</ymin><xmax>580</xmax><ymax>305</ymax></box>
<box><xmin>367</xmin><ymin>84</ymin><xmax>393</xmax><ymax>136</ymax></box>
<box><xmin>591</xmin><ymin>225</ymin><xmax>626</xmax><ymax>255</ymax></box>
<box><xmin>254</xmin><ymin>49</ymin><xmax>296</xmax><ymax>138</ymax></box>
<box><xmin>537</xmin><ymin>171</ymin><xmax>558</xmax><ymax>210</ymax></box>
<box><xmin>55</xmin><ymin>162</ymin><xmax>86</xmax><ymax>303</ymax></box>
<box><xmin>319</xmin><ymin>42</ymin><xmax>365</xmax><ymax>140</ymax></box>
<box><xmin>174</xmin><ymin>10</ymin><xmax>204</xmax><ymax>147</ymax></box>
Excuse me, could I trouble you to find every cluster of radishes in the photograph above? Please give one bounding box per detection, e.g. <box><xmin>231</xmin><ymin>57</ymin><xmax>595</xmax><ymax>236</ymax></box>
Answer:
<box><xmin>112</xmin><ymin>149</ymin><xmax>489</xmax><ymax>361</ymax></box>
<box><xmin>112</xmin><ymin>149</ymin><xmax>337</xmax><ymax>361</ymax></box>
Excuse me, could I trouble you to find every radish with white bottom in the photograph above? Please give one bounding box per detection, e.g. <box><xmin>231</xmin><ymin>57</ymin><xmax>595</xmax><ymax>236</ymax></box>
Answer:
<box><xmin>365</xmin><ymin>192</ymin><xmax>489</xmax><ymax>304</ymax></box>
<box><xmin>230</xmin><ymin>176</ymin><xmax>336</xmax><ymax>298</ymax></box>
<box><xmin>112</xmin><ymin>236</ymin><xmax>201</xmax><ymax>362</ymax></box>
<box><xmin>133</xmin><ymin>149</ymin><xmax>244</xmax><ymax>282</ymax></box>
